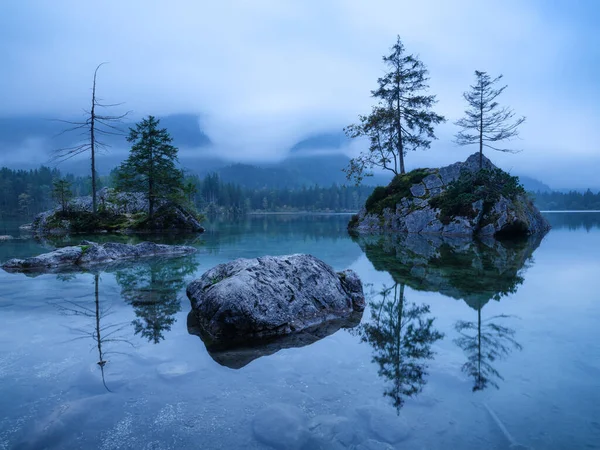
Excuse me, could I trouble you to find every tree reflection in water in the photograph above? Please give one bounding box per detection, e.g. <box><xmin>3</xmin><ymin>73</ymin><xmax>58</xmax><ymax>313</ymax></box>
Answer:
<box><xmin>359</xmin><ymin>282</ymin><xmax>444</xmax><ymax>413</ymax></box>
<box><xmin>115</xmin><ymin>257</ymin><xmax>198</xmax><ymax>344</ymax></box>
<box><xmin>52</xmin><ymin>273</ymin><xmax>133</xmax><ymax>391</ymax></box>
<box><xmin>354</xmin><ymin>233</ymin><xmax>541</xmax><ymax>395</ymax></box>
<box><xmin>454</xmin><ymin>310</ymin><xmax>522</xmax><ymax>391</ymax></box>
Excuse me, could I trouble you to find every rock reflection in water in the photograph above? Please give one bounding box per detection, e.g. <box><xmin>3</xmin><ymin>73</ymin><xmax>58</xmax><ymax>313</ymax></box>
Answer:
<box><xmin>187</xmin><ymin>311</ymin><xmax>363</xmax><ymax>369</ymax></box>
<box><xmin>355</xmin><ymin>233</ymin><xmax>540</xmax><ymax>394</ymax></box>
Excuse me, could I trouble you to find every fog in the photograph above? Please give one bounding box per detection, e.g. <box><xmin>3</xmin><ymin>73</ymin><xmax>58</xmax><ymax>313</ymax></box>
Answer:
<box><xmin>1</xmin><ymin>0</ymin><xmax>598</xmax><ymax>189</ymax></box>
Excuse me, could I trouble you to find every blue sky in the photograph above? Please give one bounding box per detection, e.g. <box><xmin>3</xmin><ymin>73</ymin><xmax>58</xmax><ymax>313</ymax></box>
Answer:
<box><xmin>0</xmin><ymin>0</ymin><xmax>598</xmax><ymax>189</ymax></box>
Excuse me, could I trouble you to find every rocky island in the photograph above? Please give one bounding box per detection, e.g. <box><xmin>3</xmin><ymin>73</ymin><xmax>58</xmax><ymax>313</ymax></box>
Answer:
<box><xmin>1</xmin><ymin>240</ymin><xmax>196</xmax><ymax>272</ymax></box>
<box><xmin>25</xmin><ymin>187</ymin><xmax>204</xmax><ymax>236</ymax></box>
<box><xmin>349</xmin><ymin>153</ymin><xmax>550</xmax><ymax>237</ymax></box>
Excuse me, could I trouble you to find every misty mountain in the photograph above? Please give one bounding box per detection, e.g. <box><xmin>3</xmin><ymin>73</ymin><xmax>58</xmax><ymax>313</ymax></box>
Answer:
<box><xmin>0</xmin><ymin>113</ymin><xmax>211</xmax><ymax>160</ymax></box>
<box><xmin>289</xmin><ymin>131</ymin><xmax>348</xmax><ymax>154</ymax></box>
<box><xmin>214</xmin><ymin>152</ymin><xmax>393</xmax><ymax>189</ymax></box>
<box><xmin>517</xmin><ymin>175</ymin><xmax>552</xmax><ymax>193</ymax></box>
<box><xmin>0</xmin><ymin>117</ymin><xmax>564</xmax><ymax>191</ymax></box>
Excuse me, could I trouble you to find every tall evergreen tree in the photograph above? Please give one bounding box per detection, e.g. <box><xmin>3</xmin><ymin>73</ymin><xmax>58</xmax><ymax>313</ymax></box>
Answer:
<box><xmin>344</xmin><ymin>36</ymin><xmax>445</xmax><ymax>184</ymax></box>
<box><xmin>116</xmin><ymin>116</ymin><xmax>184</xmax><ymax>218</ymax></box>
<box><xmin>454</xmin><ymin>71</ymin><xmax>526</xmax><ymax>168</ymax></box>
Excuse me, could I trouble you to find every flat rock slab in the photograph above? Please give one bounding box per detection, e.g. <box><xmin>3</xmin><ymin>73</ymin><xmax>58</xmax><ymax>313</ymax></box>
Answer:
<box><xmin>187</xmin><ymin>254</ymin><xmax>365</xmax><ymax>343</ymax></box>
<box><xmin>1</xmin><ymin>241</ymin><xmax>196</xmax><ymax>272</ymax></box>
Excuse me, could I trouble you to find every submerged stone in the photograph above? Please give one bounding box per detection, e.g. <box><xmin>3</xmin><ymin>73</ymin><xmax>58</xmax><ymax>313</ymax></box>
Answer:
<box><xmin>252</xmin><ymin>404</ymin><xmax>309</xmax><ymax>450</ymax></box>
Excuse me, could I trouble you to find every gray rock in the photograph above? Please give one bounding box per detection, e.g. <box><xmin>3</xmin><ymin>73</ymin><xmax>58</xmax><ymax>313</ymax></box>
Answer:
<box><xmin>252</xmin><ymin>404</ymin><xmax>309</xmax><ymax>450</ymax></box>
<box><xmin>429</xmin><ymin>187</ymin><xmax>443</xmax><ymax>197</ymax></box>
<box><xmin>479</xmin><ymin>223</ymin><xmax>497</xmax><ymax>236</ymax></box>
<box><xmin>423</xmin><ymin>174</ymin><xmax>443</xmax><ymax>190</ymax></box>
<box><xmin>410</xmin><ymin>183</ymin><xmax>426</xmax><ymax>197</ymax></box>
<box><xmin>404</xmin><ymin>207</ymin><xmax>437</xmax><ymax>233</ymax></box>
<box><xmin>442</xmin><ymin>217</ymin><xmax>473</xmax><ymax>235</ymax></box>
<box><xmin>2</xmin><ymin>241</ymin><xmax>196</xmax><ymax>272</ymax></box>
<box><xmin>186</xmin><ymin>254</ymin><xmax>365</xmax><ymax>343</ymax></box>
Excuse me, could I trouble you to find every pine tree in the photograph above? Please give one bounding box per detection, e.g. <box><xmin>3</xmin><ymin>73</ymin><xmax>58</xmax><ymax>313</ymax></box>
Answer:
<box><xmin>344</xmin><ymin>36</ymin><xmax>445</xmax><ymax>184</ymax></box>
<box><xmin>52</xmin><ymin>178</ymin><xmax>73</xmax><ymax>214</ymax></box>
<box><xmin>116</xmin><ymin>116</ymin><xmax>184</xmax><ymax>218</ymax></box>
<box><xmin>455</xmin><ymin>71</ymin><xmax>526</xmax><ymax>168</ymax></box>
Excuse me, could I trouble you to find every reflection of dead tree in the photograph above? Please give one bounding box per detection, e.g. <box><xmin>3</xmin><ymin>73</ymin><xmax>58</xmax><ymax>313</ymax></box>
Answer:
<box><xmin>454</xmin><ymin>311</ymin><xmax>522</xmax><ymax>391</ymax></box>
<box><xmin>52</xmin><ymin>273</ymin><xmax>134</xmax><ymax>391</ymax></box>
<box><xmin>51</xmin><ymin>63</ymin><xmax>129</xmax><ymax>214</ymax></box>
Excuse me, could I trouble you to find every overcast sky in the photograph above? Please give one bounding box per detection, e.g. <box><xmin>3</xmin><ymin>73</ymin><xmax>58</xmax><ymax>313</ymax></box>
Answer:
<box><xmin>1</xmin><ymin>0</ymin><xmax>598</xmax><ymax>189</ymax></box>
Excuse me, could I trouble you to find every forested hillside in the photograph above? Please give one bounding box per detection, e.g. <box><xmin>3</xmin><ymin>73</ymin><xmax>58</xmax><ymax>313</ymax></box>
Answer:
<box><xmin>1</xmin><ymin>165</ymin><xmax>598</xmax><ymax>220</ymax></box>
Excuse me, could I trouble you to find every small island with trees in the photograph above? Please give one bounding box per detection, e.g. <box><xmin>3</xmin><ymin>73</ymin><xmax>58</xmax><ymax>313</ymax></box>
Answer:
<box><xmin>27</xmin><ymin>112</ymin><xmax>204</xmax><ymax>236</ymax></box>
<box><xmin>344</xmin><ymin>36</ymin><xmax>549</xmax><ymax>238</ymax></box>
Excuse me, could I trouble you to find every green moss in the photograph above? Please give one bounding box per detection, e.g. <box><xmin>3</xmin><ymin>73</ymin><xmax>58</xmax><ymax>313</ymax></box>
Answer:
<box><xmin>430</xmin><ymin>169</ymin><xmax>525</xmax><ymax>225</ymax></box>
<box><xmin>51</xmin><ymin>210</ymin><xmax>132</xmax><ymax>233</ymax></box>
<box><xmin>79</xmin><ymin>244</ymin><xmax>92</xmax><ymax>253</ymax></box>
<box><xmin>363</xmin><ymin>168</ymin><xmax>432</xmax><ymax>216</ymax></box>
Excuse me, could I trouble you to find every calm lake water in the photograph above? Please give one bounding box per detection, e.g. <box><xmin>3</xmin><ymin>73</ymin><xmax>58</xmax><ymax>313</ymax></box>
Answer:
<box><xmin>1</xmin><ymin>213</ymin><xmax>599</xmax><ymax>449</ymax></box>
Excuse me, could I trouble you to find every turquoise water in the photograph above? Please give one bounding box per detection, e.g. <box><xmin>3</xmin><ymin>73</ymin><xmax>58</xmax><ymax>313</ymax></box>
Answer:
<box><xmin>0</xmin><ymin>213</ymin><xmax>599</xmax><ymax>449</ymax></box>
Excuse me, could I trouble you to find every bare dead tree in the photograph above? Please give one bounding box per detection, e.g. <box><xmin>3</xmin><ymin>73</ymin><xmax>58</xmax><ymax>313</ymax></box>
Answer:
<box><xmin>454</xmin><ymin>71</ymin><xmax>526</xmax><ymax>169</ymax></box>
<box><xmin>51</xmin><ymin>63</ymin><xmax>129</xmax><ymax>214</ymax></box>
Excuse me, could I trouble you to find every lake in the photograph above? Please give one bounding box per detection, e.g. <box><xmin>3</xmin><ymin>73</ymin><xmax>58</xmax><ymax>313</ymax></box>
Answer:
<box><xmin>1</xmin><ymin>212</ymin><xmax>599</xmax><ymax>449</ymax></box>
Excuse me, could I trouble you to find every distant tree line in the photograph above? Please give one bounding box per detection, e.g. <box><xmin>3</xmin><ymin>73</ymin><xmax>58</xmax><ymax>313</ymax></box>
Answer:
<box><xmin>183</xmin><ymin>173</ymin><xmax>374</xmax><ymax>214</ymax></box>
<box><xmin>0</xmin><ymin>166</ymin><xmax>108</xmax><ymax>219</ymax></box>
<box><xmin>0</xmin><ymin>166</ymin><xmax>374</xmax><ymax>218</ymax></box>
<box><xmin>2</xmin><ymin>164</ymin><xmax>599</xmax><ymax>219</ymax></box>
<box><xmin>532</xmin><ymin>190</ymin><xmax>600</xmax><ymax>211</ymax></box>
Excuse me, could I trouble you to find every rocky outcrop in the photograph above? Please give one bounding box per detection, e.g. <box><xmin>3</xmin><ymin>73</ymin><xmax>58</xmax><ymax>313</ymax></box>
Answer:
<box><xmin>27</xmin><ymin>188</ymin><xmax>204</xmax><ymax>235</ymax></box>
<box><xmin>1</xmin><ymin>241</ymin><xmax>196</xmax><ymax>272</ymax></box>
<box><xmin>186</xmin><ymin>254</ymin><xmax>365</xmax><ymax>346</ymax></box>
<box><xmin>350</xmin><ymin>153</ymin><xmax>550</xmax><ymax>237</ymax></box>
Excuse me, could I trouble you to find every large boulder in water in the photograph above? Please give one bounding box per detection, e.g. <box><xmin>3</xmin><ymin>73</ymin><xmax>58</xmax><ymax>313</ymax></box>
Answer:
<box><xmin>186</xmin><ymin>254</ymin><xmax>365</xmax><ymax>344</ymax></box>
<box><xmin>349</xmin><ymin>153</ymin><xmax>550</xmax><ymax>238</ymax></box>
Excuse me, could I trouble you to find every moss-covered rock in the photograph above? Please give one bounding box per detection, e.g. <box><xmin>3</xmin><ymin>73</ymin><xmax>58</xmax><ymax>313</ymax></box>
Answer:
<box><xmin>350</xmin><ymin>153</ymin><xmax>550</xmax><ymax>238</ymax></box>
